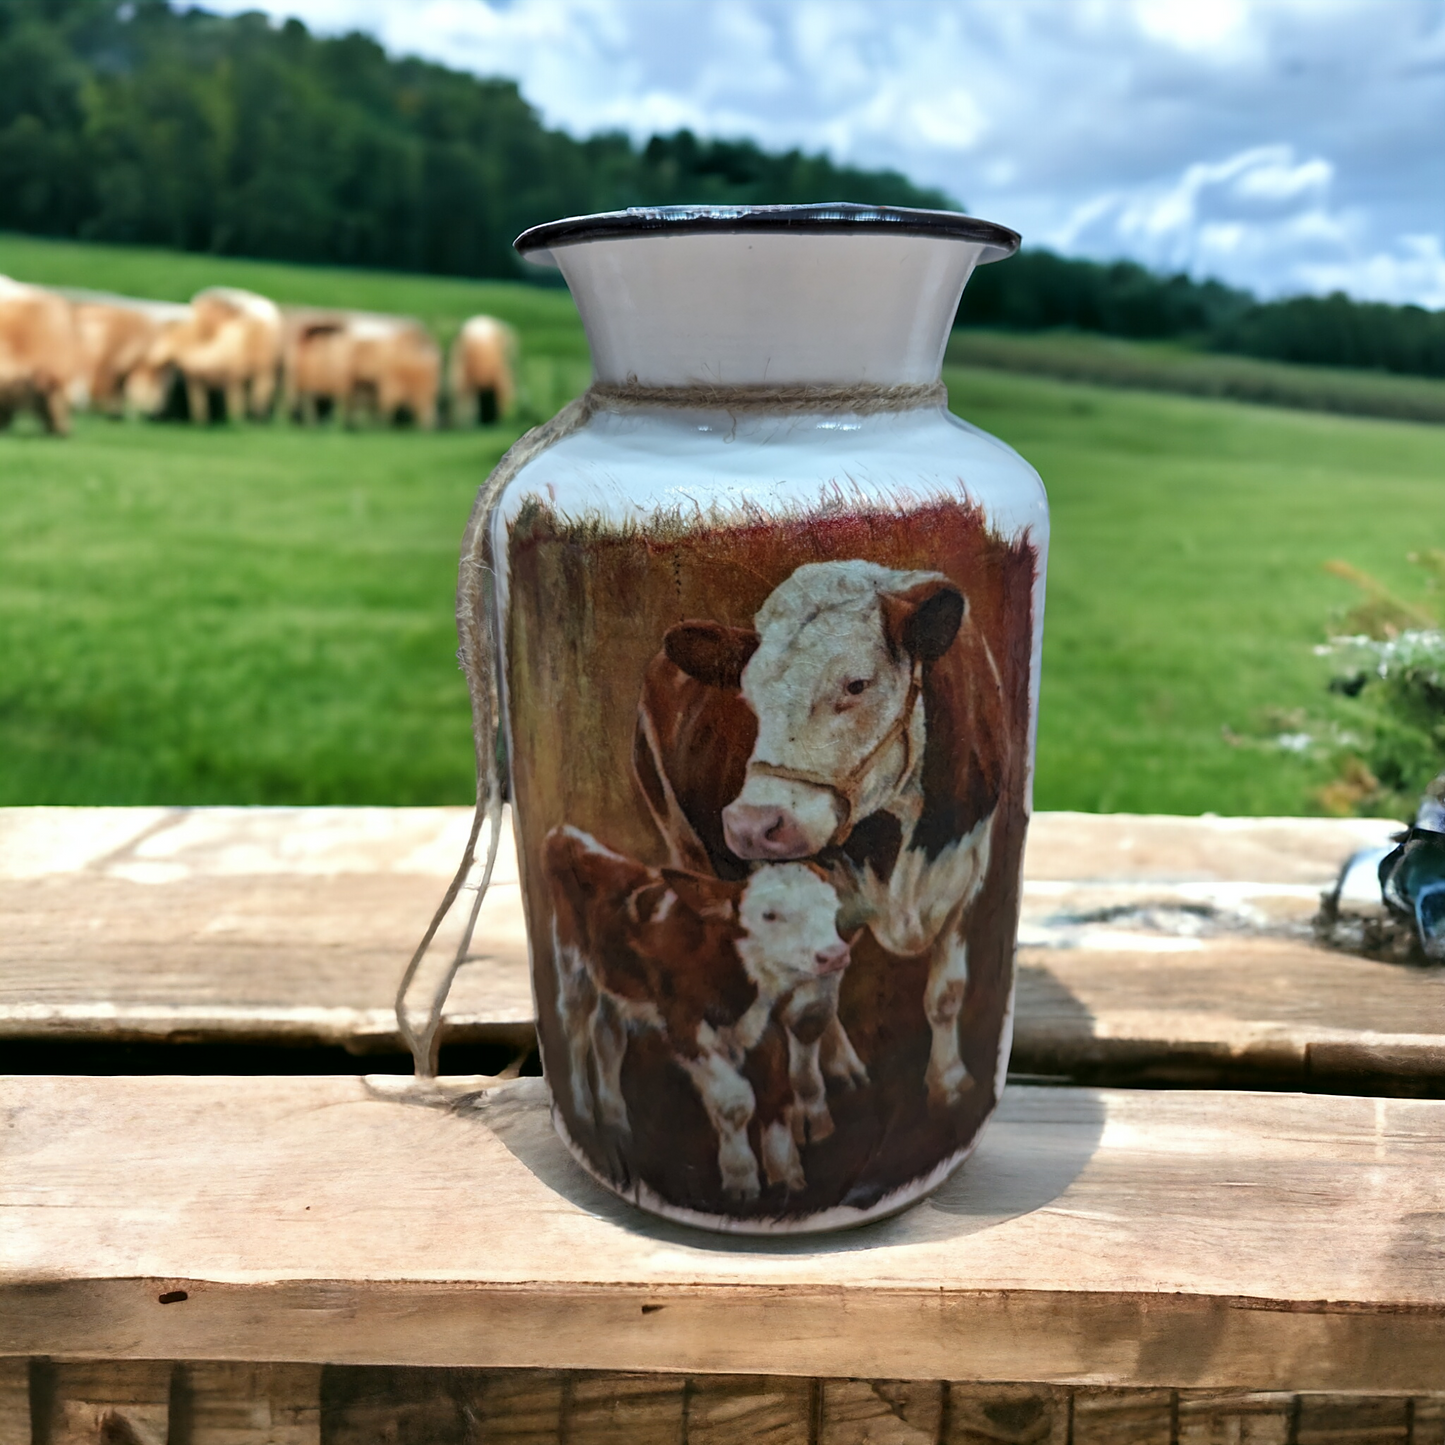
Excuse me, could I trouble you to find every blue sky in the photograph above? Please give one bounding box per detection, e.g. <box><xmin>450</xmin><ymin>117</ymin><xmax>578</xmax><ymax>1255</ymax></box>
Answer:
<box><xmin>205</xmin><ymin>0</ymin><xmax>1445</xmax><ymax>307</ymax></box>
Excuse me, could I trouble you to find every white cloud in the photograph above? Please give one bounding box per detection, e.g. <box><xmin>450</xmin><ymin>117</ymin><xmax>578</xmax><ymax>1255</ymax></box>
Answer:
<box><xmin>199</xmin><ymin>0</ymin><xmax>1445</xmax><ymax>308</ymax></box>
<box><xmin>1130</xmin><ymin>0</ymin><xmax>1252</xmax><ymax>56</ymax></box>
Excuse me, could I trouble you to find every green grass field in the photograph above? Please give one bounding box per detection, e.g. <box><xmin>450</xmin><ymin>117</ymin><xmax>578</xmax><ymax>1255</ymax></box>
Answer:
<box><xmin>947</xmin><ymin>328</ymin><xmax>1445</xmax><ymax>426</ymax></box>
<box><xmin>3</xmin><ymin>233</ymin><xmax>1441</xmax><ymax>813</ymax></box>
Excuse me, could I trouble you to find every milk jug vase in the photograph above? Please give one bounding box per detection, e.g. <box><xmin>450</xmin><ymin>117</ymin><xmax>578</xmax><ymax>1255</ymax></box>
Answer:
<box><xmin>414</xmin><ymin>202</ymin><xmax>1048</xmax><ymax>1234</ymax></box>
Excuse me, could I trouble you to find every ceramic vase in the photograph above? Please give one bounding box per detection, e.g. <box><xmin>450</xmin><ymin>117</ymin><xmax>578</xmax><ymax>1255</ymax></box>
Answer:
<box><xmin>488</xmin><ymin>203</ymin><xmax>1047</xmax><ymax>1233</ymax></box>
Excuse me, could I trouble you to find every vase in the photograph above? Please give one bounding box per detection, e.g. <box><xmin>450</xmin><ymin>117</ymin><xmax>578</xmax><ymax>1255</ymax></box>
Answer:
<box><xmin>461</xmin><ymin>204</ymin><xmax>1046</xmax><ymax>1233</ymax></box>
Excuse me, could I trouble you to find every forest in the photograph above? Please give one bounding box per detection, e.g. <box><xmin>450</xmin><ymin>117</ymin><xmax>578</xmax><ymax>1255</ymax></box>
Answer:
<box><xmin>2</xmin><ymin>0</ymin><xmax>1443</xmax><ymax>379</ymax></box>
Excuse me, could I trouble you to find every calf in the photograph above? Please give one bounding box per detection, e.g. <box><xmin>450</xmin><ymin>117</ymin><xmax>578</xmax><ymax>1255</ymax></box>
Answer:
<box><xmin>543</xmin><ymin>825</ymin><xmax>851</xmax><ymax>1200</ymax></box>
<box><xmin>638</xmin><ymin>560</ymin><xmax>1009</xmax><ymax>1107</ymax></box>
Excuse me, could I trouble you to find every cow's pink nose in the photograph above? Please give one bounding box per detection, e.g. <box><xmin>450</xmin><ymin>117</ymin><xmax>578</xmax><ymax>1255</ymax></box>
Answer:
<box><xmin>723</xmin><ymin>803</ymin><xmax>810</xmax><ymax>860</ymax></box>
<box><xmin>814</xmin><ymin>941</ymin><xmax>851</xmax><ymax>975</ymax></box>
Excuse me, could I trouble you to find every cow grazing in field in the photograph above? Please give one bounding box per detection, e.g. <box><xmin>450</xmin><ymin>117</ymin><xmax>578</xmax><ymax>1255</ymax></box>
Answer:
<box><xmin>0</xmin><ymin>276</ymin><xmax>80</xmax><ymax>435</ymax></box>
<box><xmin>348</xmin><ymin>316</ymin><xmax>440</xmax><ymax>428</ymax></box>
<box><xmin>284</xmin><ymin>312</ymin><xmax>439</xmax><ymax>428</ymax></box>
<box><xmin>636</xmin><ymin>560</ymin><xmax>1009</xmax><ymax>1107</ymax></box>
<box><xmin>141</xmin><ymin>287</ymin><xmax>283</xmax><ymax>423</ymax></box>
<box><xmin>544</xmin><ymin>825</ymin><xmax>853</xmax><ymax>1200</ymax></box>
<box><xmin>71</xmin><ymin>297</ymin><xmax>189</xmax><ymax>416</ymax></box>
<box><xmin>448</xmin><ymin>315</ymin><xmax>516</xmax><ymax>425</ymax></box>
<box><xmin>284</xmin><ymin>318</ymin><xmax>355</xmax><ymax>424</ymax></box>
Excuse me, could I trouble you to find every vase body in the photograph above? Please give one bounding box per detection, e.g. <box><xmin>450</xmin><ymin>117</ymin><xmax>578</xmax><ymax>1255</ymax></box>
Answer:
<box><xmin>491</xmin><ymin>207</ymin><xmax>1047</xmax><ymax>1233</ymax></box>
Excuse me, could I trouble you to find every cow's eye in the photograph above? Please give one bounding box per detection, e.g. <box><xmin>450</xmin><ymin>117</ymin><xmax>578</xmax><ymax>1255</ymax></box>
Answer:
<box><xmin>845</xmin><ymin>678</ymin><xmax>868</xmax><ymax>696</ymax></box>
<box><xmin>761</xmin><ymin>910</ymin><xmax>780</xmax><ymax>922</ymax></box>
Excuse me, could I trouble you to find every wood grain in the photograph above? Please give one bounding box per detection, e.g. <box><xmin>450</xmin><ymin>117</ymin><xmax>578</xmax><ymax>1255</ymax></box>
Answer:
<box><xmin>0</xmin><ymin>1360</ymin><xmax>27</xmax><ymax>1445</ymax></box>
<box><xmin>1070</xmin><ymin>1388</ymin><xmax>1174</xmax><ymax>1445</ymax></box>
<box><xmin>1175</xmin><ymin>1391</ymin><xmax>1293</xmax><ymax>1445</ymax></box>
<box><xmin>4</xmin><ymin>808</ymin><xmax>1438</xmax><ymax>1092</ymax></box>
<box><xmin>47</xmin><ymin>1360</ymin><xmax>171</xmax><ymax>1445</ymax></box>
<box><xmin>686</xmin><ymin>1374</ymin><xmax>810</xmax><ymax>1444</ymax></box>
<box><xmin>2</xmin><ymin>1076</ymin><xmax>1443</xmax><ymax>1389</ymax></box>
<box><xmin>7</xmin><ymin>1365</ymin><xmax>1445</xmax><ymax>1444</ymax></box>
<box><xmin>179</xmin><ymin>1363</ymin><xmax>321</xmax><ymax>1445</ymax></box>
<box><xmin>1415</xmin><ymin>1395</ymin><xmax>1445</xmax><ymax>1445</ymax></box>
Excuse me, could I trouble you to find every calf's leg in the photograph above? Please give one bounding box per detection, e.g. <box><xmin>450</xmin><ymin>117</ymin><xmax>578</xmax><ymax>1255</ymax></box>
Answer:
<box><xmin>786</xmin><ymin>1029</ymin><xmax>833</xmax><ymax>1144</ymax></box>
<box><xmin>679</xmin><ymin>1050</ymin><xmax>760</xmax><ymax>1201</ymax></box>
<box><xmin>750</xmin><ymin>1028</ymin><xmax>805</xmax><ymax>1192</ymax></box>
<box><xmin>924</xmin><ymin>928</ymin><xmax>973</xmax><ymax>1107</ymax></box>
<box><xmin>820</xmin><ymin>1013</ymin><xmax>869</xmax><ymax>1089</ymax></box>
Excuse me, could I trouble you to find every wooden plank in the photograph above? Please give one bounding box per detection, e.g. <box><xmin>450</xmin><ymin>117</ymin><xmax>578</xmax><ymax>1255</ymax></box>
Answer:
<box><xmin>47</xmin><ymin>1360</ymin><xmax>171</xmax><ymax>1445</ymax></box>
<box><xmin>1414</xmin><ymin>1396</ymin><xmax>1445</xmax><ymax>1445</ymax></box>
<box><xmin>1022</xmin><ymin>813</ymin><xmax>1399</xmax><ymax>885</ymax></box>
<box><xmin>685</xmin><ymin>1376</ymin><xmax>810</xmax><ymax>1444</ymax></box>
<box><xmin>467</xmin><ymin>1370</ymin><xmax>569</xmax><ymax>1444</ymax></box>
<box><xmin>178</xmin><ymin>1362</ymin><xmax>321</xmax><ymax>1444</ymax></box>
<box><xmin>819</xmin><ymin>1379</ymin><xmax>944</xmax><ymax>1442</ymax></box>
<box><xmin>2</xmin><ymin>1077</ymin><xmax>1444</xmax><ymax>1390</ymax></box>
<box><xmin>4</xmin><ymin>808</ymin><xmax>1437</xmax><ymax>1092</ymax></box>
<box><xmin>942</xmin><ymin>1384</ymin><xmax>1070</xmax><ymax>1444</ymax></box>
<box><xmin>564</xmin><ymin>1372</ymin><xmax>685</xmax><ymax>1444</ymax></box>
<box><xmin>1071</xmin><ymin>1388</ymin><xmax>1174</xmax><ymax>1445</ymax></box>
<box><xmin>0</xmin><ymin>1360</ymin><xmax>27</xmax><ymax>1445</ymax></box>
<box><xmin>1295</xmin><ymin>1394</ymin><xmax>1410</xmax><ymax>1442</ymax></box>
<box><xmin>1175</xmin><ymin>1390</ymin><xmax>1293</xmax><ymax>1444</ymax></box>
<box><xmin>320</xmin><ymin>1364</ymin><xmax>490</xmax><ymax>1445</ymax></box>
<box><xmin>0</xmin><ymin>806</ymin><xmax>530</xmax><ymax>1050</ymax></box>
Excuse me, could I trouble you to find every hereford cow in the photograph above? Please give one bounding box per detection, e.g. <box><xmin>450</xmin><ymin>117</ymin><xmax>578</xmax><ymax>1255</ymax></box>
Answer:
<box><xmin>0</xmin><ymin>276</ymin><xmax>79</xmax><ymax>435</ymax></box>
<box><xmin>448</xmin><ymin>315</ymin><xmax>516</xmax><ymax>425</ymax></box>
<box><xmin>634</xmin><ymin>560</ymin><xmax>1009</xmax><ymax>1107</ymax></box>
<box><xmin>543</xmin><ymin>825</ymin><xmax>853</xmax><ymax>1200</ymax></box>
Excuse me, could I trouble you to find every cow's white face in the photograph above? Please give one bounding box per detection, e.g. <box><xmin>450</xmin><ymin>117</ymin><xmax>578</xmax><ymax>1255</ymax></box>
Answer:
<box><xmin>720</xmin><ymin>561</ymin><xmax>964</xmax><ymax>860</ymax></box>
<box><xmin>736</xmin><ymin>863</ymin><xmax>849</xmax><ymax>996</ymax></box>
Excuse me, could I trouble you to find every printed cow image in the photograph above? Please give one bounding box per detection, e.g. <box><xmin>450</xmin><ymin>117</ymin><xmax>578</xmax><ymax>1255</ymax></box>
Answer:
<box><xmin>543</xmin><ymin>825</ymin><xmax>853</xmax><ymax>1200</ymax></box>
<box><xmin>636</xmin><ymin>560</ymin><xmax>1009</xmax><ymax>1107</ymax></box>
<box><xmin>505</xmin><ymin>495</ymin><xmax>1036</xmax><ymax>1221</ymax></box>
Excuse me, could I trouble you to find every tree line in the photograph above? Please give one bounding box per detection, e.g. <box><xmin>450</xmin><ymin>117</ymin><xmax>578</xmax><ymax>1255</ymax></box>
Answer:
<box><xmin>3</xmin><ymin>1</ymin><xmax>1442</xmax><ymax>381</ymax></box>
<box><xmin>0</xmin><ymin>0</ymin><xmax>948</xmax><ymax>279</ymax></box>
<box><xmin>962</xmin><ymin>252</ymin><xmax>1445</xmax><ymax>380</ymax></box>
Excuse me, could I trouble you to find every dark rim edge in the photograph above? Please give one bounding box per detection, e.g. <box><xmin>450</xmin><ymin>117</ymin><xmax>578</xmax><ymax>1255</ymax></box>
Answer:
<box><xmin>514</xmin><ymin>203</ymin><xmax>1020</xmax><ymax>260</ymax></box>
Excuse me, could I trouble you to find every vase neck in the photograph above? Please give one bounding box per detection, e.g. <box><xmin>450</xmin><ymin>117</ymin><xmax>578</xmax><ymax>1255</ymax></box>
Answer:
<box><xmin>550</xmin><ymin>231</ymin><xmax>985</xmax><ymax>389</ymax></box>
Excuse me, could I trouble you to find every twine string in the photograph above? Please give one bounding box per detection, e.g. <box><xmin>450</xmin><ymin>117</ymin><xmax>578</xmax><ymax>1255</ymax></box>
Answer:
<box><xmin>395</xmin><ymin>377</ymin><xmax>947</xmax><ymax>1077</ymax></box>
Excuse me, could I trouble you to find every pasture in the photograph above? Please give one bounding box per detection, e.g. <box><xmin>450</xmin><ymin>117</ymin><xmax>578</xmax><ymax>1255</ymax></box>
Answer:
<box><xmin>1</xmin><ymin>233</ymin><xmax>1441</xmax><ymax>814</ymax></box>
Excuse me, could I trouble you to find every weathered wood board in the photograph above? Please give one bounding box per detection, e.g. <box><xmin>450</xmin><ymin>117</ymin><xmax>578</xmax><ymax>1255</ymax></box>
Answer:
<box><xmin>4</xmin><ymin>807</ymin><xmax>1439</xmax><ymax>1089</ymax></box>
<box><xmin>2</xmin><ymin>1075</ymin><xmax>1443</xmax><ymax>1389</ymax></box>
<box><xmin>3</xmin><ymin>1364</ymin><xmax>1441</xmax><ymax>1445</ymax></box>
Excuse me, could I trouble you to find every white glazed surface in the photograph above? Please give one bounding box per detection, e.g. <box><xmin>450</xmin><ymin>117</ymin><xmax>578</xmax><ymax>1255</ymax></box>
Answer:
<box><xmin>549</xmin><ymin>231</ymin><xmax>983</xmax><ymax>386</ymax></box>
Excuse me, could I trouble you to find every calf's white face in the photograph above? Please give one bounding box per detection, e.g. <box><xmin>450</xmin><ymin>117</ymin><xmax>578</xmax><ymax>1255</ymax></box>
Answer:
<box><xmin>720</xmin><ymin>561</ymin><xmax>964</xmax><ymax>860</ymax></box>
<box><xmin>735</xmin><ymin>863</ymin><xmax>850</xmax><ymax>995</ymax></box>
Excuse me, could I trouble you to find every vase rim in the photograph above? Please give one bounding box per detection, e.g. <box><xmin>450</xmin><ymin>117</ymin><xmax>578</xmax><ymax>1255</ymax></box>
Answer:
<box><xmin>515</xmin><ymin>202</ymin><xmax>1020</xmax><ymax>266</ymax></box>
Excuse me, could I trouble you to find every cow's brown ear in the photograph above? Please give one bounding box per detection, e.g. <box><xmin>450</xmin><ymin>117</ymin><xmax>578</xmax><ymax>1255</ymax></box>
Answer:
<box><xmin>664</xmin><ymin>621</ymin><xmax>760</xmax><ymax>689</ymax></box>
<box><xmin>881</xmin><ymin>578</ymin><xmax>965</xmax><ymax>663</ymax></box>
<box><xmin>661</xmin><ymin>867</ymin><xmax>741</xmax><ymax>922</ymax></box>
